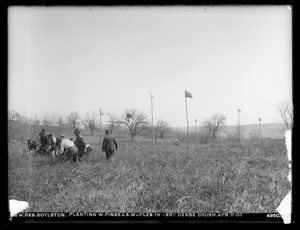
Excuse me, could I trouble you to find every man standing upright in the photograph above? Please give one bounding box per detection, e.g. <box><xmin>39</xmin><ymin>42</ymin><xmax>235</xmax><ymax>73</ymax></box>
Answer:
<box><xmin>102</xmin><ymin>129</ymin><xmax>118</xmax><ymax>162</ymax></box>
<box><xmin>74</xmin><ymin>129</ymin><xmax>86</xmax><ymax>162</ymax></box>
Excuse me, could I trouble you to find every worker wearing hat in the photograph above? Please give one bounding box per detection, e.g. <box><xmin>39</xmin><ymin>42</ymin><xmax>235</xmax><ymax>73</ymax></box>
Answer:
<box><xmin>102</xmin><ymin>129</ymin><xmax>118</xmax><ymax>162</ymax></box>
<box><xmin>74</xmin><ymin>129</ymin><xmax>87</xmax><ymax>162</ymax></box>
<box><xmin>38</xmin><ymin>129</ymin><xmax>48</xmax><ymax>154</ymax></box>
<box><xmin>56</xmin><ymin>135</ymin><xmax>78</xmax><ymax>163</ymax></box>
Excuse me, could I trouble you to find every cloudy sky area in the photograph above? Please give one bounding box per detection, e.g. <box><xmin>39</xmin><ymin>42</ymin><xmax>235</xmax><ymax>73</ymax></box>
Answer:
<box><xmin>8</xmin><ymin>6</ymin><xmax>292</xmax><ymax>127</ymax></box>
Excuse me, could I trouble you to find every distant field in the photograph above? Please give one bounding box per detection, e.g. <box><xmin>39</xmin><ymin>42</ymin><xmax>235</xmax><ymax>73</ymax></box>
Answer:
<box><xmin>8</xmin><ymin>138</ymin><xmax>290</xmax><ymax>213</ymax></box>
<box><xmin>8</xmin><ymin>120</ymin><xmax>287</xmax><ymax>144</ymax></box>
<box><xmin>177</xmin><ymin>123</ymin><xmax>287</xmax><ymax>139</ymax></box>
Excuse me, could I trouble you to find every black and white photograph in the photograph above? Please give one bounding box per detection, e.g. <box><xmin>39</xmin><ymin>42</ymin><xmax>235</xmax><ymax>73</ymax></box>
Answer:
<box><xmin>7</xmin><ymin>5</ymin><xmax>293</xmax><ymax>224</ymax></box>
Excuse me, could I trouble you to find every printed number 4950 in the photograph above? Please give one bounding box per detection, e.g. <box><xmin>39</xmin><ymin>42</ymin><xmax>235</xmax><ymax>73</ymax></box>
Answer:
<box><xmin>266</xmin><ymin>213</ymin><xmax>281</xmax><ymax>218</ymax></box>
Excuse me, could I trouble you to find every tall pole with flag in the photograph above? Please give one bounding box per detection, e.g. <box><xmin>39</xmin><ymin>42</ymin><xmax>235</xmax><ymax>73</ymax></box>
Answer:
<box><xmin>124</xmin><ymin>113</ymin><xmax>131</xmax><ymax>150</ymax></box>
<box><xmin>99</xmin><ymin>108</ymin><xmax>104</xmax><ymax>137</ymax></box>
<box><xmin>195</xmin><ymin>118</ymin><xmax>197</xmax><ymax>142</ymax></box>
<box><xmin>237</xmin><ymin>108</ymin><xmax>241</xmax><ymax>143</ymax></box>
<box><xmin>126</xmin><ymin>113</ymin><xmax>132</xmax><ymax>143</ymax></box>
<box><xmin>123</xmin><ymin>122</ymin><xmax>126</xmax><ymax>151</ymax></box>
<box><xmin>185</xmin><ymin>90</ymin><xmax>192</xmax><ymax>154</ymax></box>
<box><xmin>259</xmin><ymin>117</ymin><xmax>263</xmax><ymax>145</ymax></box>
<box><xmin>150</xmin><ymin>92</ymin><xmax>154</xmax><ymax>146</ymax></box>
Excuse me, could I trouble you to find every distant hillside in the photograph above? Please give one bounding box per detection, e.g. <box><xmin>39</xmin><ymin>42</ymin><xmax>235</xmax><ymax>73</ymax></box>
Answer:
<box><xmin>8</xmin><ymin>119</ymin><xmax>288</xmax><ymax>142</ymax></box>
<box><xmin>225</xmin><ymin>123</ymin><xmax>287</xmax><ymax>139</ymax></box>
<box><xmin>176</xmin><ymin>123</ymin><xmax>288</xmax><ymax>139</ymax></box>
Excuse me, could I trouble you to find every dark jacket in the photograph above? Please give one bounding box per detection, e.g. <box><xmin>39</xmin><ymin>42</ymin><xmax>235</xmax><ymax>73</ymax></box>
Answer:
<box><xmin>102</xmin><ymin>135</ymin><xmax>118</xmax><ymax>152</ymax></box>
<box><xmin>40</xmin><ymin>135</ymin><xmax>48</xmax><ymax>146</ymax></box>
<box><xmin>74</xmin><ymin>135</ymin><xmax>86</xmax><ymax>151</ymax></box>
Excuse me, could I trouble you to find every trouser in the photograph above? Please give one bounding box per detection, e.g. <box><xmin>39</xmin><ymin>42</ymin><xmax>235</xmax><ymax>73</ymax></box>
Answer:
<box><xmin>65</xmin><ymin>146</ymin><xmax>78</xmax><ymax>162</ymax></box>
<box><xmin>105</xmin><ymin>150</ymin><xmax>115</xmax><ymax>160</ymax></box>
<box><xmin>78</xmin><ymin>148</ymin><xmax>85</xmax><ymax>159</ymax></box>
<box><xmin>48</xmin><ymin>145</ymin><xmax>56</xmax><ymax>152</ymax></box>
<box><xmin>38</xmin><ymin>144</ymin><xmax>48</xmax><ymax>154</ymax></box>
<box><xmin>47</xmin><ymin>145</ymin><xmax>57</xmax><ymax>158</ymax></box>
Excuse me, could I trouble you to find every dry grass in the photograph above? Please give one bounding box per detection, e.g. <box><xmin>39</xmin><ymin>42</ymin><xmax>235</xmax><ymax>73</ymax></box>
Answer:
<box><xmin>8</xmin><ymin>138</ymin><xmax>291</xmax><ymax>213</ymax></box>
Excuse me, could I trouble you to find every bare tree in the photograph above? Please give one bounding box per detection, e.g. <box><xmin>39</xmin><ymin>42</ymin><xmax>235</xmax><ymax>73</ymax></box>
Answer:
<box><xmin>32</xmin><ymin>115</ymin><xmax>40</xmax><ymax>125</ymax></box>
<box><xmin>8</xmin><ymin>110</ymin><xmax>32</xmax><ymax>124</ymax></box>
<box><xmin>275</xmin><ymin>102</ymin><xmax>293</xmax><ymax>129</ymax></box>
<box><xmin>82</xmin><ymin>111</ymin><xmax>98</xmax><ymax>135</ymax></box>
<box><xmin>155</xmin><ymin>120</ymin><xmax>169</xmax><ymax>139</ymax></box>
<box><xmin>8</xmin><ymin>110</ymin><xmax>17</xmax><ymax>121</ymax></box>
<box><xmin>67</xmin><ymin>111</ymin><xmax>81</xmax><ymax>129</ymax></box>
<box><xmin>106</xmin><ymin>113</ymin><xmax>121</xmax><ymax>133</ymax></box>
<box><xmin>57</xmin><ymin>117</ymin><xmax>67</xmax><ymax>127</ymax></box>
<box><xmin>121</xmin><ymin>109</ymin><xmax>148</xmax><ymax>141</ymax></box>
<box><xmin>42</xmin><ymin>117</ymin><xmax>52</xmax><ymax>126</ymax></box>
<box><xmin>32</xmin><ymin>119</ymin><xmax>40</xmax><ymax>125</ymax></box>
<box><xmin>203</xmin><ymin>113</ymin><xmax>227</xmax><ymax>140</ymax></box>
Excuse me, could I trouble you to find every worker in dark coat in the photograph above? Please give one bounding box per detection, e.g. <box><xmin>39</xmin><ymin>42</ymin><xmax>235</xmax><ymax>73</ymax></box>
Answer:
<box><xmin>74</xmin><ymin>129</ymin><xmax>86</xmax><ymax>162</ymax></box>
<box><xmin>38</xmin><ymin>130</ymin><xmax>48</xmax><ymax>154</ymax></box>
<box><xmin>41</xmin><ymin>128</ymin><xmax>46</xmax><ymax>135</ymax></box>
<box><xmin>102</xmin><ymin>129</ymin><xmax>118</xmax><ymax>161</ymax></box>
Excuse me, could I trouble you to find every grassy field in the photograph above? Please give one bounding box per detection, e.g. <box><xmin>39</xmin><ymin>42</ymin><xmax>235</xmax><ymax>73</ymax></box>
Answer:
<box><xmin>8</xmin><ymin>137</ymin><xmax>291</xmax><ymax>213</ymax></box>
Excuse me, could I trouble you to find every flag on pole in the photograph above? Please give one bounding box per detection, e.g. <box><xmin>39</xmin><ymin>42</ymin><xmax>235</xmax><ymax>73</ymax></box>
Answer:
<box><xmin>126</xmin><ymin>113</ymin><xmax>132</xmax><ymax>119</ymax></box>
<box><xmin>238</xmin><ymin>109</ymin><xmax>241</xmax><ymax>112</ymax></box>
<box><xmin>195</xmin><ymin>118</ymin><xmax>197</xmax><ymax>123</ymax></box>
<box><xmin>259</xmin><ymin>117</ymin><xmax>262</xmax><ymax>121</ymax></box>
<box><xmin>150</xmin><ymin>93</ymin><xmax>154</xmax><ymax>99</ymax></box>
<box><xmin>184</xmin><ymin>90</ymin><xmax>192</xmax><ymax>154</ymax></box>
<box><xmin>185</xmin><ymin>90</ymin><xmax>193</xmax><ymax>98</ymax></box>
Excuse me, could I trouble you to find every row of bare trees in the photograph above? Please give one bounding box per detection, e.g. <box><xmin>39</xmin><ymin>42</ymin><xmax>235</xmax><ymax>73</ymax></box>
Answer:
<box><xmin>8</xmin><ymin>102</ymin><xmax>293</xmax><ymax>141</ymax></box>
<box><xmin>8</xmin><ymin>109</ymin><xmax>170</xmax><ymax>141</ymax></box>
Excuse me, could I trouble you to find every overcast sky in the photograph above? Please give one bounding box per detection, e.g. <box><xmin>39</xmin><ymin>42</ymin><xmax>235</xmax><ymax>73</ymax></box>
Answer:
<box><xmin>8</xmin><ymin>5</ymin><xmax>292</xmax><ymax>127</ymax></box>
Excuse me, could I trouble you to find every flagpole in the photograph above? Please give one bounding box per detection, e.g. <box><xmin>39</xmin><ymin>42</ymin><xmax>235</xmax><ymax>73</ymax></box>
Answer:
<box><xmin>185</xmin><ymin>91</ymin><xmax>189</xmax><ymax>154</ymax></box>
<box><xmin>150</xmin><ymin>93</ymin><xmax>154</xmax><ymax>146</ymax></box>
<box><xmin>123</xmin><ymin>123</ymin><xmax>125</xmax><ymax>151</ymax></box>
<box><xmin>237</xmin><ymin>109</ymin><xmax>240</xmax><ymax>143</ymax></box>
<box><xmin>195</xmin><ymin>118</ymin><xmax>197</xmax><ymax>142</ymax></box>
<box><xmin>99</xmin><ymin>108</ymin><xmax>102</xmax><ymax>137</ymax></box>
<box><xmin>259</xmin><ymin>118</ymin><xmax>263</xmax><ymax>145</ymax></box>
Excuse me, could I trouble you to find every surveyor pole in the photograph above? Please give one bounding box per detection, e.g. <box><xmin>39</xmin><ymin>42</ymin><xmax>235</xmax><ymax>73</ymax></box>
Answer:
<box><xmin>185</xmin><ymin>93</ymin><xmax>189</xmax><ymax>154</ymax></box>
<box><xmin>150</xmin><ymin>92</ymin><xmax>154</xmax><ymax>146</ymax></box>
<box><xmin>195</xmin><ymin>118</ymin><xmax>197</xmax><ymax>142</ymax></box>
<box><xmin>259</xmin><ymin>117</ymin><xmax>263</xmax><ymax>145</ymax></box>
<box><xmin>237</xmin><ymin>108</ymin><xmax>241</xmax><ymax>143</ymax></box>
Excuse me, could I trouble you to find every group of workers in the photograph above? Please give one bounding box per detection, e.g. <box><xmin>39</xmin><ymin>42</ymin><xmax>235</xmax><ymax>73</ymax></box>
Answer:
<box><xmin>31</xmin><ymin>128</ymin><xmax>177</xmax><ymax>164</ymax></box>
<box><xmin>33</xmin><ymin>128</ymin><xmax>118</xmax><ymax>164</ymax></box>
